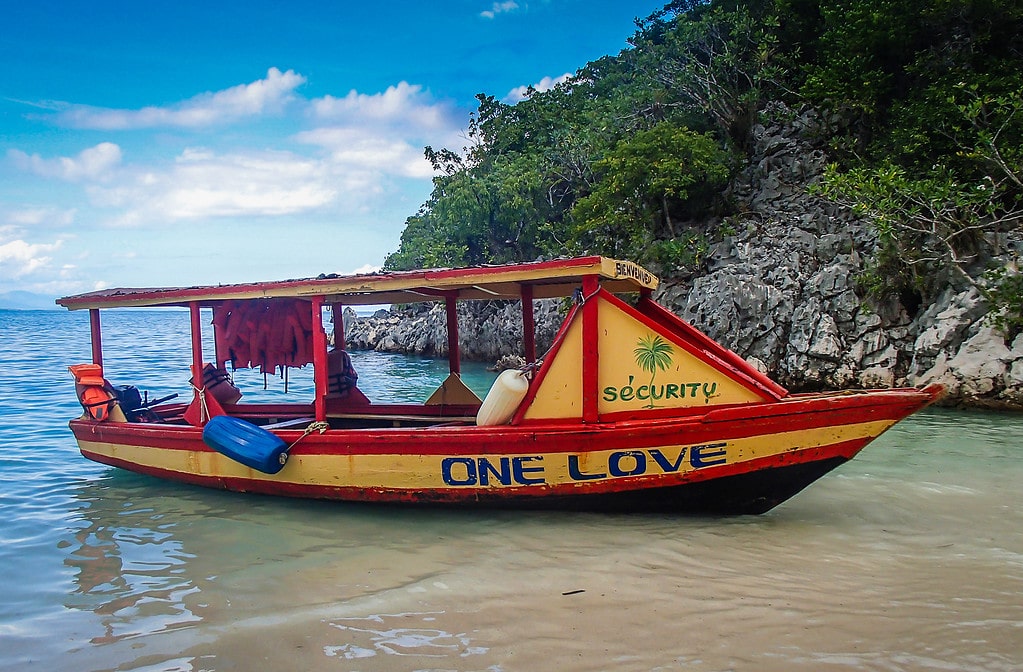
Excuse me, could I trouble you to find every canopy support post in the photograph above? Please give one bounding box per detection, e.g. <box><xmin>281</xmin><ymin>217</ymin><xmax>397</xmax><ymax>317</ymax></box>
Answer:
<box><xmin>189</xmin><ymin>300</ymin><xmax>204</xmax><ymax>403</ymax></box>
<box><xmin>89</xmin><ymin>309</ymin><xmax>103</xmax><ymax>366</ymax></box>
<box><xmin>331</xmin><ymin>302</ymin><xmax>347</xmax><ymax>350</ymax></box>
<box><xmin>211</xmin><ymin>303</ymin><xmax>226</xmax><ymax>370</ymax></box>
<box><xmin>445</xmin><ymin>295</ymin><xmax>460</xmax><ymax>375</ymax></box>
<box><xmin>521</xmin><ymin>284</ymin><xmax>535</xmax><ymax>364</ymax></box>
<box><xmin>581</xmin><ymin>275</ymin><xmax>599</xmax><ymax>423</ymax></box>
<box><xmin>311</xmin><ymin>296</ymin><xmax>328</xmax><ymax>422</ymax></box>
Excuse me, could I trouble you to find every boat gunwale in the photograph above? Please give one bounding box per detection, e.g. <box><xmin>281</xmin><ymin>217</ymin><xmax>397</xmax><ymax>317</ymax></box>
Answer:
<box><xmin>68</xmin><ymin>384</ymin><xmax>941</xmax><ymax>446</ymax></box>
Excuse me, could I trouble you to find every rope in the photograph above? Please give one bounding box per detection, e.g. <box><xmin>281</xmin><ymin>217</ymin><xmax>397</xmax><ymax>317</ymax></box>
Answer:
<box><xmin>288</xmin><ymin>420</ymin><xmax>330</xmax><ymax>451</ymax></box>
<box><xmin>190</xmin><ymin>384</ymin><xmax>211</xmax><ymax>422</ymax></box>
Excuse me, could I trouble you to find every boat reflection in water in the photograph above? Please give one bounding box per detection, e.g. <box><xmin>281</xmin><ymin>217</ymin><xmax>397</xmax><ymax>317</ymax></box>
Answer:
<box><xmin>60</xmin><ymin>470</ymin><xmax>500</xmax><ymax>668</ymax></box>
<box><xmin>63</xmin><ymin>473</ymin><xmax>204</xmax><ymax>648</ymax></box>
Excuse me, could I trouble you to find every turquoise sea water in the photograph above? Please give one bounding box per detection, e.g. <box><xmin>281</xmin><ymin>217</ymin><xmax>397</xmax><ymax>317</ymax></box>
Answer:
<box><xmin>1</xmin><ymin>308</ymin><xmax>1022</xmax><ymax>672</ymax></box>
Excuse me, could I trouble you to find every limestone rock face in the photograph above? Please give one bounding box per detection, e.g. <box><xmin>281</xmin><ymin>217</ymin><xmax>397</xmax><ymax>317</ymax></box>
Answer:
<box><xmin>345</xmin><ymin>298</ymin><xmax>564</xmax><ymax>366</ymax></box>
<box><xmin>343</xmin><ymin>103</ymin><xmax>1022</xmax><ymax>409</ymax></box>
<box><xmin>654</xmin><ymin>103</ymin><xmax>1023</xmax><ymax>409</ymax></box>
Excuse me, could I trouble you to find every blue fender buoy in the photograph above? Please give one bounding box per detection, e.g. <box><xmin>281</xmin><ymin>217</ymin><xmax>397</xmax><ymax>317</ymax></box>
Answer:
<box><xmin>202</xmin><ymin>415</ymin><xmax>289</xmax><ymax>474</ymax></box>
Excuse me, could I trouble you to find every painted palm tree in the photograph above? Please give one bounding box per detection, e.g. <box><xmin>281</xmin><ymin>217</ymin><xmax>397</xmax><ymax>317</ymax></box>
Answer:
<box><xmin>634</xmin><ymin>333</ymin><xmax>674</xmax><ymax>408</ymax></box>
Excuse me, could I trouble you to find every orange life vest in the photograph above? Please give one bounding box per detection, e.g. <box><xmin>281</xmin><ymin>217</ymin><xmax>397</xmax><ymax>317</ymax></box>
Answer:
<box><xmin>68</xmin><ymin>363</ymin><xmax>117</xmax><ymax>421</ymax></box>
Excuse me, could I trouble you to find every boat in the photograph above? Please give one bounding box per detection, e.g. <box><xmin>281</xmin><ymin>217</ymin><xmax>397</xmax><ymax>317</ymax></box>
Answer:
<box><xmin>57</xmin><ymin>256</ymin><xmax>944</xmax><ymax>514</ymax></box>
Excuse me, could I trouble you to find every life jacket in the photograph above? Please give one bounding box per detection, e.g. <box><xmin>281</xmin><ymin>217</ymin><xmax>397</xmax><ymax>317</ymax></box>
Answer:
<box><xmin>327</xmin><ymin>349</ymin><xmax>359</xmax><ymax>395</ymax></box>
<box><xmin>69</xmin><ymin>363</ymin><xmax>121</xmax><ymax>422</ymax></box>
<box><xmin>188</xmin><ymin>363</ymin><xmax>243</xmax><ymax>406</ymax></box>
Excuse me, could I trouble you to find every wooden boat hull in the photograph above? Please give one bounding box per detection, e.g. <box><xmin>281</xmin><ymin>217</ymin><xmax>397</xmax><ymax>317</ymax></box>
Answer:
<box><xmin>69</xmin><ymin>385</ymin><xmax>942</xmax><ymax>514</ymax></box>
<box><xmin>58</xmin><ymin>257</ymin><xmax>946</xmax><ymax>514</ymax></box>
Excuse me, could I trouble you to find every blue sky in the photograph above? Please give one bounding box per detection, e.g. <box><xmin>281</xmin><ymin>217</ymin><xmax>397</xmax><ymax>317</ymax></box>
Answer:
<box><xmin>1</xmin><ymin>0</ymin><xmax>657</xmax><ymax>300</ymax></box>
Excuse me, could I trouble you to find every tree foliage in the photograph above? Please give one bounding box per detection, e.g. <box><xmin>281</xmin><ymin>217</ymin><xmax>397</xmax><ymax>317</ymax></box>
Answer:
<box><xmin>571</xmin><ymin>122</ymin><xmax>730</xmax><ymax>268</ymax></box>
<box><xmin>630</xmin><ymin>0</ymin><xmax>791</xmax><ymax>147</ymax></box>
<box><xmin>383</xmin><ymin>0</ymin><xmax>1023</xmax><ymax>329</ymax></box>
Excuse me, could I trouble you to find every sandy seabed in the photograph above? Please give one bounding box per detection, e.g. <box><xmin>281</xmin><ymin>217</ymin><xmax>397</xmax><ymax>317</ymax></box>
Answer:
<box><xmin>41</xmin><ymin>463</ymin><xmax>1023</xmax><ymax>672</ymax></box>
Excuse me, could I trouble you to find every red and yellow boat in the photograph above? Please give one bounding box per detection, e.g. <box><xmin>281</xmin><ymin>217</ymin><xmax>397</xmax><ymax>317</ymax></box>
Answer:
<box><xmin>58</xmin><ymin>256</ymin><xmax>943</xmax><ymax>514</ymax></box>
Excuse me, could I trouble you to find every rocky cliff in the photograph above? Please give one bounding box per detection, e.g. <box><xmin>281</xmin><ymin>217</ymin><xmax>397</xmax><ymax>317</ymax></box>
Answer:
<box><xmin>344</xmin><ymin>299</ymin><xmax>564</xmax><ymax>365</ymax></box>
<box><xmin>346</xmin><ymin>104</ymin><xmax>1022</xmax><ymax>410</ymax></box>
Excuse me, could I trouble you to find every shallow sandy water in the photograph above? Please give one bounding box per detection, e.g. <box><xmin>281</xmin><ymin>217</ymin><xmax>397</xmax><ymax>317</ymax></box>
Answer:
<box><xmin>34</xmin><ymin>437</ymin><xmax>1022</xmax><ymax>672</ymax></box>
<box><xmin>2</xmin><ymin>310</ymin><xmax>1021</xmax><ymax>671</ymax></box>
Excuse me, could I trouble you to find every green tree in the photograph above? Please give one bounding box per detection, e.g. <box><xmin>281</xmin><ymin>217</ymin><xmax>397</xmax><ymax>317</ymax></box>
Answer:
<box><xmin>633</xmin><ymin>1</ymin><xmax>790</xmax><ymax>147</ymax></box>
<box><xmin>571</xmin><ymin>122</ymin><xmax>730</xmax><ymax>267</ymax></box>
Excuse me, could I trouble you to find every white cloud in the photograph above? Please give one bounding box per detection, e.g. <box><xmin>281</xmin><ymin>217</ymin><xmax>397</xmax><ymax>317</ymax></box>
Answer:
<box><xmin>314</xmin><ymin>83</ymin><xmax>439</xmax><ymax>123</ymax></box>
<box><xmin>310</xmin><ymin>81</ymin><xmax>462</xmax><ymax>145</ymax></box>
<box><xmin>90</xmin><ymin>148</ymin><xmax>338</xmax><ymax>224</ymax></box>
<box><xmin>5</xmin><ymin>207</ymin><xmax>77</xmax><ymax>227</ymax></box>
<box><xmin>13</xmin><ymin>75</ymin><xmax>464</xmax><ymax>207</ymax></box>
<box><xmin>6</xmin><ymin>73</ymin><xmax>467</xmax><ymax>239</ymax></box>
<box><xmin>481</xmin><ymin>1</ymin><xmax>519</xmax><ymax>19</ymax></box>
<box><xmin>301</xmin><ymin>81</ymin><xmax>464</xmax><ymax>180</ymax></box>
<box><xmin>0</xmin><ymin>237</ymin><xmax>62</xmax><ymax>279</ymax></box>
<box><xmin>160</xmin><ymin>154</ymin><xmax>336</xmax><ymax>219</ymax></box>
<box><xmin>2</xmin><ymin>70</ymin><xmax>476</xmax><ymax>294</ymax></box>
<box><xmin>9</xmin><ymin>142</ymin><xmax>122</xmax><ymax>182</ymax></box>
<box><xmin>53</xmin><ymin>67</ymin><xmax>306</xmax><ymax>130</ymax></box>
<box><xmin>295</xmin><ymin>127</ymin><xmax>434</xmax><ymax>179</ymax></box>
<box><xmin>505</xmin><ymin>73</ymin><xmax>573</xmax><ymax>103</ymax></box>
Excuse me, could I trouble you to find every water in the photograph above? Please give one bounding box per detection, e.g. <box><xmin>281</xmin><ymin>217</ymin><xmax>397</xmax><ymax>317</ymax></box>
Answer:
<box><xmin>1</xmin><ymin>309</ymin><xmax>1022</xmax><ymax>672</ymax></box>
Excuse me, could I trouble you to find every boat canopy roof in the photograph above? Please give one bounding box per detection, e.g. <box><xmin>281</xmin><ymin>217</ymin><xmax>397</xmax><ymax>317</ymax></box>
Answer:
<box><xmin>56</xmin><ymin>256</ymin><xmax>659</xmax><ymax>310</ymax></box>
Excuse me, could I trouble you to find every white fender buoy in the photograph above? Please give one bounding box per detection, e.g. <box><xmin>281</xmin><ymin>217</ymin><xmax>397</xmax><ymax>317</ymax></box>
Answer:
<box><xmin>476</xmin><ymin>370</ymin><xmax>529</xmax><ymax>426</ymax></box>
